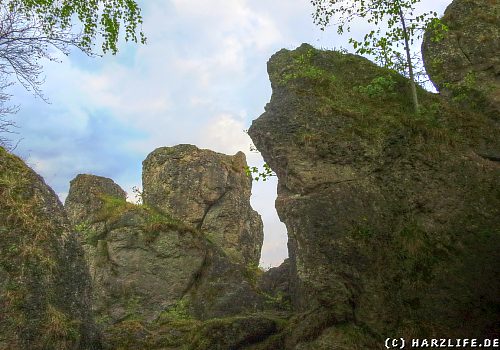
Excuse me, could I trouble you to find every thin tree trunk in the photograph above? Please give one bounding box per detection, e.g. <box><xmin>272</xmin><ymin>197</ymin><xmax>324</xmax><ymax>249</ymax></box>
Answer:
<box><xmin>398</xmin><ymin>7</ymin><xmax>419</xmax><ymax>114</ymax></box>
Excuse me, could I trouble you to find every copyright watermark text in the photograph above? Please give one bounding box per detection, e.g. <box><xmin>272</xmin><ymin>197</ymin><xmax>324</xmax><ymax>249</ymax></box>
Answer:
<box><xmin>385</xmin><ymin>338</ymin><xmax>499</xmax><ymax>349</ymax></box>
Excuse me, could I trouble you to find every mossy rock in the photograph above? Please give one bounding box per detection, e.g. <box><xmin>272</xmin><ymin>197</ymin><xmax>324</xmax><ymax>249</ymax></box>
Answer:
<box><xmin>0</xmin><ymin>147</ymin><xmax>100</xmax><ymax>349</ymax></box>
<box><xmin>422</xmin><ymin>0</ymin><xmax>500</xmax><ymax>119</ymax></box>
<box><xmin>249</xmin><ymin>43</ymin><xmax>500</xmax><ymax>346</ymax></box>
<box><xmin>188</xmin><ymin>315</ymin><xmax>283</xmax><ymax>350</ymax></box>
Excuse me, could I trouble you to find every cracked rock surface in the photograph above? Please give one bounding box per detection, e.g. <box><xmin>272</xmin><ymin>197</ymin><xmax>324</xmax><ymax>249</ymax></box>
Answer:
<box><xmin>64</xmin><ymin>151</ymin><xmax>267</xmax><ymax>345</ymax></box>
<box><xmin>142</xmin><ymin>144</ymin><xmax>263</xmax><ymax>266</ymax></box>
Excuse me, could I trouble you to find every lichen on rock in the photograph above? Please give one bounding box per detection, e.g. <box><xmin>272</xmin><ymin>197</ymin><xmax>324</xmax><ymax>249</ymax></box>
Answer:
<box><xmin>249</xmin><ymin>42</ymin><xmax>500</xmax><ymax>348</ymax></box>
<box><xmin>0</xmin><ymin>147</ymin><xmax>100</xmax><ymax>349</ymax></box>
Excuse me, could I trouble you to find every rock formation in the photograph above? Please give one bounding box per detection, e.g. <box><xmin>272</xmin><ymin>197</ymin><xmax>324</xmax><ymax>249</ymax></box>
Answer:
<box><xmin>249</xmin><ymin>43</ymin><xmax>500</xmax><ymax>348</ymax></box>
<box><xmin>3</xmin><ymin>1</ymin><xmax>499</xmax><ymax>347</ymax></box>
<box><xmin>64</xmin><ymin>174</ymin><xmax>207</xmax><ymax>325</ymax></box>
<box><xmin>0</xmin><ymin>147</ymin><xmax>100</xmax><ymax>349</ymax></box>
<box><xmin>142</xmin><ymin>144</ymin><xmax>263</xmax><ymax>266</ymax></box>
<box><xmin>65</xmin><ymin>174</ymin><xmax>127</xmax><ymax>225</ymax></box>
<box><xmin>64</xmin><ymin>147</ymin><xmax>270</xmax><ymax>348</ymax></box>
<box><xmin>258</xmin><ymin>258</ymin><xmax>291</xmax><ymax>310</ymax></box>
<box><xmin>422</xmin><ymin>0</ymin><xmax>500</xmax><ymax>119</ymax></box>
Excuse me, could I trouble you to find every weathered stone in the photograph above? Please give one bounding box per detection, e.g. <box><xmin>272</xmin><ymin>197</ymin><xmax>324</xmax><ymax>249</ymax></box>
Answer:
<box><xmin>422</xmin><ymin>0</ymin><xmax>500</xmax><ymax>119</ymax></box>
<box><xmin>249</xmin><ymin>43</ymin><xmax>500</xmax><ymax>347</ymax></box>
<box><xmin>189</xmin><ymin>315</ymin><xmax>279</xmax><ymax>350</ymax></box>
<box><xmin>65</xmin><ymin>174</ymin><xmax>127</xmax><ymax>225</ymax></box>
<box><xmin>64</xmin><ymin>167</ymin><xmax>267</xmax><ymax>347</ymax></box>
<box><xmin>0</xmin><ymin>147</ymin><xmax>100</xmax><ymax>349</ymax></box>
<box><xmin>142</xmin><ymin>144</ymin><xmax>263</xmax><ymax>266</ymax></box>
<box><xmin>258</xmin><ymin>259</ymin><xmax>291</xmax><ymax>309</ymax></box>
<box><xmin>189</xmin><ymin>243</ymin><xmax>266</xmax><ymax>320</ymax></box>
<box><xmin>65</xmin><ymin>175</ymin><xmax>207</xmax><ymax>324</ymax></box>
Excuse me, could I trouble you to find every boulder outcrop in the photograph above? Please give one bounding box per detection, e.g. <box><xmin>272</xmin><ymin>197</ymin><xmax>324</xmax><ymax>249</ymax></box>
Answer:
<box><xmin>142</xmin><ymin>144</ymin><xmax>264</xmax><ymax>266</ymax></box>
<box><xmin>0</xmin><ymin>147</ymin><xmax>100</xmax><ymax>349</ymax></box>
<box><xmin>64</xmin><ymin>148</ymin><xmax>270</xmax><ymax>347</ymax></box>
<box><xmin>249</xmin><ymin>43</ymin><xmax>500</xmax><ymax>348</ymax></box>
<box><xmin>422</xmin><ymin>0</ymin><xmax>500</xmax><ymax>119</ymax></box>
<box><xmin>5</xmin><ymin>3</ymin><xmax>499</xmax><ymax>346</ymax></box>
<box><xmin>65</xmin><ymin>175</ymin><xmax>207</xmax><ymax>324</ymax></box>
<box><xmin>65</xmin><ymin>174</ymin><xmax>127</xmax><ymax>225</ymax></box>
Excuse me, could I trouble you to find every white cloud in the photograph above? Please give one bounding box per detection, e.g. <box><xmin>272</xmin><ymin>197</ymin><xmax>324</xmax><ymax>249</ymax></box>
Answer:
<box><xmin>197</xmin><ymin>113</ymin><xmax>250</xmax><ymax>155</ymax></box>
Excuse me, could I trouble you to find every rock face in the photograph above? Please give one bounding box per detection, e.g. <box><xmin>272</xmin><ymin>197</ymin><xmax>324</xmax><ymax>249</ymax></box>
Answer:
<box><xmin>249</xmin><ymin>43</ymin><xmax>500</xmax><ymax>348</ymax></box>
<box><xmin>0</xmin><ymin>147</ymin><xmax>100</xmax><ymax>349</ymax></box>
<box><xmin>64</xmin><ymin>175</ymin><xmax>207</xmax><ymax>324</ymax></box>
<box><xmin>7</xmin><ymin>30</ymin><xmax>499</xmax><ymax>349</ymax></box>
<box><xmin>65</xmin><ymin>174</ymin><xmax>127</xmax><ymax>225</ymax></box>
<box><xmin>64</xmin><ymin>149</ymin><xmax>268</xmax><ymax>347</ymax></box>
<box><xmin>258</xmin><ymin>259</ymin><xmax>291</xmax><ymax>310</ymax></box>
<box><xmin>142</xmin><ymin>144</ymin><xmax>264</xmax><ymax>266</ymax></box>
<box><xmin>422</xmin><ymin>0</ymin><xmax>500</xmax><ymax>119</ymax></box>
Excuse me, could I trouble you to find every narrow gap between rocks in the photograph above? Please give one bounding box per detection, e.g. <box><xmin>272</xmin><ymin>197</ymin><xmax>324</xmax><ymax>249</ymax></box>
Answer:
<box><xmin>249</xmin><ymin>175</ymin><xmax>288</xmax><ymax>269</ymax></box>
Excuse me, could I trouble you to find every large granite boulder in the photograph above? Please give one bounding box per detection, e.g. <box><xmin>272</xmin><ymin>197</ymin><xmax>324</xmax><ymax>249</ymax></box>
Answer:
<box><xmin>249</xmin><ymin>43</ymin><xmax>500</xmax><ymax>348</ymax></box>
<box><xmin>0</xmin><ymin>147</ymin><xmax>100</xmax><ymax>349</ymax></box>
<box><xmin>422</xmin><ymin>0</ymin><xmax>500</xmax><ymax>119</ymax></box>
<box><xmin>142</xmin><ymin>144</ymin><xmax>264</xmax><ymax>266</ymax></box>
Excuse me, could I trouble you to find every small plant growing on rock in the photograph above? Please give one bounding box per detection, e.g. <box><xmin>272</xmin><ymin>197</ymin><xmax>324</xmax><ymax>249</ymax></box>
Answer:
<box><xmin>264</xmin><ymin>291</ymin><xmax>291</xmax><ymax>311</ymax></box>
<box><xmin>244</xmin><ymin>163</ymin><xmax>276</xmax><ymax>182</ymax></box>
<box><xmin>243</xmin><ymin>262</ymin><xmax>265</xmax><ymax>287</ymax></box>
<box><xmin>131</xmin><ymin>185</ymin><xmax>143</xmax><ymax>205</ymax></box>
<box><xmin>355</xmin><ymin>75</ymin><xmax>397</xmax><ymax>98</ymax></box>
<box><xmin>157</xmin><ymin>298</ymin><xmax>192</xmax><ymax>323</ymax></box>
<box><xmin>278</xmin><ymin>48</ymin><xmax>337</xmax><ymax>86</ymax></box>
<box><xmin>311</xmin><ymin>0</ymin><xmax>448</xmax><ymax>113</ymax></box>
<box><xmin>74</xmin><ymin>221</ymin><xmax>102</xmax><ymax>246</ymax></box>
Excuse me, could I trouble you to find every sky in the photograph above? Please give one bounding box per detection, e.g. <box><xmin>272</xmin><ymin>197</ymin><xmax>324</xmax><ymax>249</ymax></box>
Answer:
<box><xmin>5</xmin><ymin>0</ymin><xmax>451</xmax><ymax>267</ymax></box>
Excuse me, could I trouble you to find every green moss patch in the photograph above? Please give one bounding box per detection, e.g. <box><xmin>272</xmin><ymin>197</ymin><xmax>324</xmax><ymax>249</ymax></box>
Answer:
<box><xmin>77</xmin><ymin>194</ymin><xmax>200</xmax><ymax>247</ymax></box>
<box><xmin>267</xmin><ymin>44</ymin><xmax>498</xmax><ymax>163</ymax></box>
